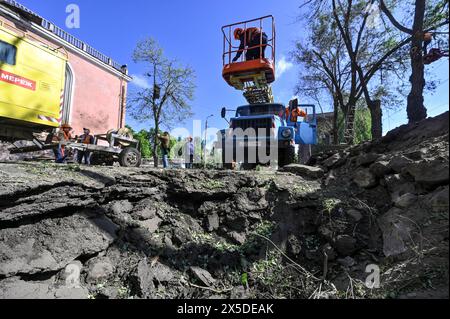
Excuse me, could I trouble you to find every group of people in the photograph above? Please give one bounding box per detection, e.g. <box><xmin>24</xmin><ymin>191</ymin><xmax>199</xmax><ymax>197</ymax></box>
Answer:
<box><xmin>157</xmin><ymin>132</ymin><xmax>195</xmax><ymax>169</ymax></box>
<box><xmin>54</xmin><ymin>123</ymin><xmax>94</xmax><ymax>165</ymax></box>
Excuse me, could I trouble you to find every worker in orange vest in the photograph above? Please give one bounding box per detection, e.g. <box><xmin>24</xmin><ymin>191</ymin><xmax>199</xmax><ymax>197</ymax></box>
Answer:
<box><xmin>55</xmin><ymin>123</ymin><xmax>73</xmax><ymax>163</ymax></box>
<box><xmin>77</xmin><ymin>128</ymin><xmax>95</xmax><ymax>165</ymax></box>
<box><xmin>286</xmin><ymin>107</ymin><xmax>307</xmax><ymax>123</ymax></box>
<box><xmin>232</xmin><ymin>27</ymin><xmax>268</xmax><ymax>62</ymax></box>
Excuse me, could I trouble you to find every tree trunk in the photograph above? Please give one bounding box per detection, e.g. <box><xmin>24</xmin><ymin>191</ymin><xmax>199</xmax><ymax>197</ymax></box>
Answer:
<box><xmin>333</xmin><ymin>96</ymin><xmax>339</xmax><ymax>145</ymax></box>
<box><xmin>153</xmin><ymin>121</ymin><xmax>159</xmax><ymax>168</ymax></box>
<box><xmin>369</xmin><ymin>100</ymin><xmax>383</xmax><ymax>139</ymax></box>
<box><xmin>407</xmin><ymin>0</ymin><xmax>427</xmax><ymax>123</ymax></box>
<box><xmin>152</xmin><ymin>64</ymin><xmax>159</xmax><ymax>168</ymax></box>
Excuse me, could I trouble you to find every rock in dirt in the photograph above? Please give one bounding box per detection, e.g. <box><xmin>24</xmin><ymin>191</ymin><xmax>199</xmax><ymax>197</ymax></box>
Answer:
<box><xmin>405</xmin><ymin>160</ymin><xmax>449</xmax><ymax>188</ymax></box>
<box><xmin>388</xmin><ymin>156</ymin><xmax>414</xmax><ymax>173</ymax></box>
<box><xmin>334</xmin><ymin>235</ymin><xmax>358</xmax><ymax>256</ymax></box>
<box><xmin>190</xmin><ymin>267</ymin><xmax>216</xmax><ymax>287</ymax></box>
<box><xmin>206</xmin><ymin>213</ymin><xmax>220</xmax><ymax>232</ymax></box>
<box><xmin>428</xmin><ymin>187</ymin><xmax>449</xmax><ymax>213</ymax></box>
<box><xmin>337</xmin><ymin>256</ymin><xmax>356</xmax><ymax>268</ymax></box>
<box><xmin>394</xmin><ymin>193</ymin><xmax>418</xmax><ymax>209</ymax></box>
<box><xmin>353</xmin><ymin>169</ymin><xmax>378</xmax><ymax>189</ymax></box>
<box><xmin>281</xmin><ymin>164</ymin><xmax>325</xmax><ymax>179</ymax></box>
<box><xmin>356</xmin><ymin>153</ymin><xmax>380</xmax><ymax>167</ymax></box>
<box><xmin>0</xmin><ymin>277</ymin><xmax>55</xmax><ymax>299</ymax></box>
<box><xmin>86</xmin><ymin>257</ymin><xmax>114</xmax><ymax>283</ymax></box>
<box><xmin>0</xmin><ymin>214</ymin><xmax>116</xmax><ymax>277</ymax></box>
<box><xmin>370</xmin><ymin>161</ymin><xmax>392</xmax><ymax>178</ymax></box>
<box><xmin>323</xmin><ymin>153</ymin><xmax>346</xmax><ymax>169</ymax></box>
<box><xmin>378</xmin><ymin>208</ymin><xmax>414</xmax><ymax>257</ymax></box>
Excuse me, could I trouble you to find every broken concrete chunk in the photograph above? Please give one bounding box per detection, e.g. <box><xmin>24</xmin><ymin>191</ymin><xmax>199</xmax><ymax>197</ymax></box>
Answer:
<box><xmin>429</xmin><ymin>187</ymin><xmax>449</xmax><ymax>212</ymax></box>
<box><xmin>405</xmin><ymin>160</ymin><xmax>449</xmax><ymax>188</ymax></box>
<box><xmin>134</xmin><ymin>204</ymin><xmax>158</xmax><ymax>221</ymax></box>
<box><xmin>109</xmin><ymin>200</ymin><xmax>134</xmax><ymax>215</ymax></box>
<box><xmin>228</xmin><ymin>231</ymin><xmax>247</xmax><ymax>245</ymax></box>
<box><xmin>378</xmin><ymin>208</ymin><xmax>414</xmax><ymax>257</ymax></box>
<box><xmin>206</xmin><ymin>213</ymin><xmax>220</xmax><ymax>232</ymax></box>
<box><xmin>405</xmin><ymin>149</ymin><xmax>427</xmax><ymax>161</ymax></box>
<box><xmin>0</xmin><ymin>277</ymin><xmax>55</xmax><ymax>299</ymax></box>
<box><xmin>353</xmin><ymin>169</ymin><xmax>378</xmax><ymax>189</ymax></box>
<box><xmin>0</xmin><ymin>214</ymin><xmax>115</xmax><ymax>278</ymax></box>
<box><xmin>337</xmin><ymin>256</ymin><xmax>356</xmax><ymax>268</ymax></box>
<box><xmin>323</xmin><ymin>153</ymin><xmax>346</xmax><ymax>169</ymax></box>
<box><xmin>370</xmin><ymin>161</ymin><xmax>392</xmax><ymax>178</ymax></box>
<box><xmin>394</xmin><ymin>193</ymin><xmax>418</xmax><ymax>209</ymax></box>
<box><xmin>282</xmin><ymin>164</ymin><xmax>325</xmax><ymax>179</ymax></box>
<box><xmin>139</xmin><ymin>217</ymin><xmax>163</xmax><ymax>233</ymax></box>
<box><xmin>190</xmin><ymin>267</ymin><xmax>216</xmax><ymax>287</ymax></box>
<box><xmin>334</xmin><ymin>235</ymin><xmax>358</xmax><ymax>256</ymax></box>
<box><xmin>388</xmin><ymin>156</ymin><xmax>414</xmax><ymax>173</ymax></box>
<box><xmin>54</xmin><ymin>287</ymin><xmax>89</xmax><ymax>299</ymax></box>
<box><xmin>86</xmin><ymin>258</ymin><xmax>114</xmax><ymax>283</ymax></box>
<box><xmin>356</xmin><ymin>153</ymin><xmax>380</xmax><ymax>167</ymax></box>
<box><xmin>151</xmin><ymin>262</ymin><xmax>176</xmax><ymax>283</ymax></box>
<box><xmin>133</xmin><ymin>259</ymin><xmax>155</xmax><ymax>298</ymax></box>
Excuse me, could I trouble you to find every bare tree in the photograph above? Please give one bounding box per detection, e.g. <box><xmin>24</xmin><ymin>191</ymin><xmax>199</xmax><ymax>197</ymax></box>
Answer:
<box><xmin>130</xmin><ymin>38</ymin><xmax>195</xmax><ymax>167</ymax></box>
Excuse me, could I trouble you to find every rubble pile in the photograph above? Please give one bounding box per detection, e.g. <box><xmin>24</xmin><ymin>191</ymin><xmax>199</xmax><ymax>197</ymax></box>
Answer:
<box><xmin>0</xmin><ymin>112</ymin><xmax>448</xmax><ymax>299</ymax></box>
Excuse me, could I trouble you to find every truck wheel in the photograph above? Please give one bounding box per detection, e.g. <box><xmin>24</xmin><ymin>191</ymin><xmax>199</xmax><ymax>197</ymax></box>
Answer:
<box><xmin>119</xmin><ymin>147</ymin><xmax>142</xmax><ymax>167</ymax></box>
<box><xmin>278</xmin><ymin>146</ymin><xmax>296</xmax><ymax>168</ymax></box>
<box><xmin>90</xmin><ymin>154</ymin><xmax>102</xmax><ymax>166</ymax></box>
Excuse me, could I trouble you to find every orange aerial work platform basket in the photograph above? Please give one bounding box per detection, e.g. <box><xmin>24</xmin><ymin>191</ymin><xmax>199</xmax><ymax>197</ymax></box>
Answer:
<box><xmin>222</xmin><ymin>15</ymin><xmax>276</xmax><ymax>103</ymax></box>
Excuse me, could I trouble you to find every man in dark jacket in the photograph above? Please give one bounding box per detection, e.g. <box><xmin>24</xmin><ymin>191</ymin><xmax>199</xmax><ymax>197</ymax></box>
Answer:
<box><xmin>232</xmin><ymin>27</ymin><xmax>268</xmax><ymax>62</ymax></box>
<box><xmin>157</xmin><ymin>132</ymin><xmax>171</xmax><ymax>169</ymax></box>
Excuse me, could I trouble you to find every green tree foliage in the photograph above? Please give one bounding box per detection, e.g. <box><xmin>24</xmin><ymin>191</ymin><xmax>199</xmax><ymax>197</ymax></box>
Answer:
<box><xmin>129</xmin><ymin>37</ymin><xmax>196</xmax><ymax>167</ymax></box>
<box><xmin>126</xmin><ymin>125</ymin><xmax>179</xmax><ymax>160</ymax></box>
<box><xmin>336</xmin><ymin>105</ymin><xmax>372</xmax><ymax>144</ymax></box>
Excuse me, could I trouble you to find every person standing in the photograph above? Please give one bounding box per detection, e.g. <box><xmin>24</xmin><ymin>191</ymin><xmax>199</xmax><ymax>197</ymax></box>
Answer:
<box><xmin>184</xmin><ymin>137</ymin><xmax>194</xmax><ymax>169</ymax></box>
<box><xmin>77</xmin><ymin>128</ymin><xmax>95</xmax><ymax>165</ymax></box>
<box><xmin>54</xmin><ymin>123</ymin><xmax>73</xmax><ymax>164</ymax></box>
<box><xmin>157</xmin><ymin>132</ymin><xmax>171</xmax><ymax>169</ymax></box>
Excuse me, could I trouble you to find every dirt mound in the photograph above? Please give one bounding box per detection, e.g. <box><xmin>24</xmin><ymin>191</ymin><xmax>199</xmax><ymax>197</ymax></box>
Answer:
<box><xmin>0</xmin><ymin>112</ymin><xmax>448</xmax><ymax>299</ymax></box>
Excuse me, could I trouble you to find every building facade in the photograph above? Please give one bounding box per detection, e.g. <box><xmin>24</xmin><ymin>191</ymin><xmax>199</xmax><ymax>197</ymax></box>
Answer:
<box><xmin>0</xmin><ymin>0</ymin><xmax>131</xmax><ymax>136</ymax></box>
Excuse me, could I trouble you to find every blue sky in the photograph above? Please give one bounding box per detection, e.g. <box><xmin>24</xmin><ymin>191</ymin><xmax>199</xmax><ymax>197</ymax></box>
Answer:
<box><xmin>18</xmin><ymin>0</ymin><xmax>449</xmax><ymax>136</ymax></box>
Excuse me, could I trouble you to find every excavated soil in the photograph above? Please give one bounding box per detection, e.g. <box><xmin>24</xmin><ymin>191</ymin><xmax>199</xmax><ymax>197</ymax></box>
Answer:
<box><xmin>0</xmin><ymin>112</ymin><xmax>448</xmax><ymax>299</ymax></box>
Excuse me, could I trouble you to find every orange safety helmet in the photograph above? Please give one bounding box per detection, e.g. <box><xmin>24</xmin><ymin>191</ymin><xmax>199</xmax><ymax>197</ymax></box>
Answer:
<box><xmin>234</xmin><ymin>28</ymin><xmax>244</xmax><ymax>40</ymax></box>
<box><xmin>60</xmin><ymin>123</ymin><xmax>72</xmax><ymax>130</ymax></box>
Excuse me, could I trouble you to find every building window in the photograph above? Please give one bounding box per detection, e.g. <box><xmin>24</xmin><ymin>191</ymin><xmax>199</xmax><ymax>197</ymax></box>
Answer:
<box><xmin>0</xmin><ymin>40</ymin><xmax>17</xmax><ymax>65</ymax></box>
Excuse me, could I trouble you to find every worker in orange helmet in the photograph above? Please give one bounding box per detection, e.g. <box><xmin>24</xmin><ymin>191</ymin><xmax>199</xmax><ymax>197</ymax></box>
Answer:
<box><xmin>285</xmin><ymin>106</ymin><xmax>307</xmax><ymax>123</ymax></box>
<box><xmin>54</xmin><ymin>123</ymin><xmax>74</xmax><ymax>163</ymax></box>
<box><xmin>232</xmin><ymin>27</ymin><xmax>268</xmax><ymax>62</ymax></box>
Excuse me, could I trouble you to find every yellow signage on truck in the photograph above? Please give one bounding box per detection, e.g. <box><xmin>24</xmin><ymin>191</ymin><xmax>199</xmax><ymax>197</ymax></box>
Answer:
<box><xmin>0</xmin><ymin>22</ymin><xmax>67</xmax><ymax>128</ymax></box>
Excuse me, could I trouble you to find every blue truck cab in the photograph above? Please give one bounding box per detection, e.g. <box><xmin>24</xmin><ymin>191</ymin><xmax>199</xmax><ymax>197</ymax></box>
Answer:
<box><xmin>220</xmin><ymin>102</ymin><xmax>318</xmax><ymax>168</ymax></box>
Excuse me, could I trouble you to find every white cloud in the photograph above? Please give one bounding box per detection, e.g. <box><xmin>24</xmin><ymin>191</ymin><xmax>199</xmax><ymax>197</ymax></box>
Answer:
<box><xmin>276</xmin><ymin>56</ymin><xmax>294</xmax><ymax>78</ymax></box>
<box><xmin>131</xmin><ymin>74</ymin><xmax>151</xmax><ymax>89</ymax></box>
